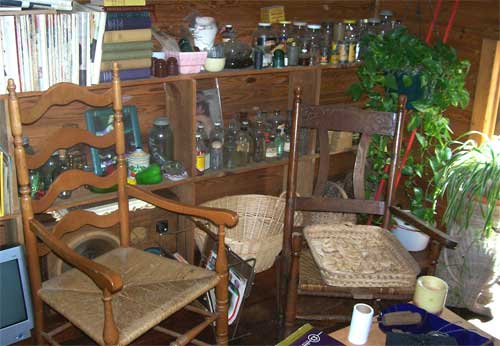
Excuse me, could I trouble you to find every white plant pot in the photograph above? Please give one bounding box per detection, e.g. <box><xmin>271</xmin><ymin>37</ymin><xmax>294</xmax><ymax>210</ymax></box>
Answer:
<box><xmin>392</xmin><ymin>213</ymin><xmax>430</xmax><ymax>252</ymax></box>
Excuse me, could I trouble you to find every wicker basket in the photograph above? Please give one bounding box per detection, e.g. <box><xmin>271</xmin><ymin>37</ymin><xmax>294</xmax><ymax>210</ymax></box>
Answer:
<box><xmin>302</xmin><ymin>182</ymin><xmax>357</xmax><ymax>226</ymax></box>
<box><xmin>194</xmin><ymin>194</ymin><xmax>302</xmax><ymax>273</ymax></box>
<box><xmin>304</xmin><ymin>223</ymin><xmax>419</xmax><ymax>288</ymax></box>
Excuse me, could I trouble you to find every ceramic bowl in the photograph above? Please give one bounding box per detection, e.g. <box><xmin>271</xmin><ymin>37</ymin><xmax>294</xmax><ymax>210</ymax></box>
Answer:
<box><xmin>204</xmin><ymin>57</ymin><xmax>226</xmax><ymax>72</ymax></box>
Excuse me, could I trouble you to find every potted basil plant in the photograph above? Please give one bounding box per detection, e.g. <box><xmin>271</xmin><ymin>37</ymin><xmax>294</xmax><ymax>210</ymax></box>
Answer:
<box><xmin>436</xmin><ymin>134</ymin><xmax>500</xmax><ymax>317</ymax></box>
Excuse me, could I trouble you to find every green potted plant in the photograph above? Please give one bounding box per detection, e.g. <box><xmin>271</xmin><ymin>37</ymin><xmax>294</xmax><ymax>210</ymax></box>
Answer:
<box><xmin>348</xmin><ymin>28</ymin><xmax>470</xmax><ymax>225</ymax></box>
<box><xmin>435</xmin><ymin>135</ymin><xmax>500</xmax><ymax>317</ymax></box>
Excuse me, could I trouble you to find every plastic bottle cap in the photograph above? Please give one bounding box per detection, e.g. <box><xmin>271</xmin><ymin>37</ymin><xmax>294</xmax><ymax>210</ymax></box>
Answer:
<box><xmin>225</xmin><ymin>24</ymin><xmax>233</xmax><ymax>28</ymax></box>
<box><xmin>292</xmin><ymin>21</ymin><xmax>307</xmax><ymax>27</ymax></box>
<box><xmin>153</xmin><ymin>117</ymin><xmax>170</xmax><ymax>126</ymax></box>
<box><xmin>258</xmin><ymin>22</ymin><xmax>271</xmax><ymax>27</ymax></box>
<box><xmin>195</xmin><ymin>134</ymin><xmax>202</xmax><ymax>138</ymax></box>
<box><xmin>214</xmin><ymin>121</ymin><xmax>222</xmax><ymax>126</ymax></box>
<box><xmin>307</xmin><ymin>24</ymin><xmax>321</xmax><ymax>30</ymax></box>
<box><xmin>343</xmin><ymin>19</ymin><xmax>356</xmax><ymax>24</ymax></box>
<box><xmin>279</xmin><ymin>20</ymin><xmax>291</xmax><ymax>25</ymax></box>
<box><xmin>379</xmin><ymin>10</ymin><xmax>393</xmax><ymax>17</ymax></box>
<box><xmin>211</xmin><ymin>140</ymin><xmax>223</xmax><ymax>149</ymax></box>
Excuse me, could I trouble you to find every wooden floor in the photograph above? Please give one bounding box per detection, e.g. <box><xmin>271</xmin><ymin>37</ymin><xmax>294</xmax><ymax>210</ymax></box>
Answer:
<box><xmin>19</xmin><ymin>265</ymin><xmax>492</xmax><ymax>346</ymax></box>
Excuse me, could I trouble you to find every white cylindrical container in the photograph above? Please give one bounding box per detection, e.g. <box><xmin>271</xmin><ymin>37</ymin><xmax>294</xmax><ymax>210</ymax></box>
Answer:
<box><xmin>347</xmin><ymin>303</ymin><xmax>374</xmax><ymax>345</ymax></box>
<box><xmin>413</xmin><ymin>275</ymin><xmax>448</xmax><ymax>315</ymax></box>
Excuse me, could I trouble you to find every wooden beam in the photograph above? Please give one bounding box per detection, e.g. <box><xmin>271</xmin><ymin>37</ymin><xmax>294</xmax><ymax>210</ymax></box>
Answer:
<box><xmin>470</xmin><ymin>39</ymin><xmax>500</xmax><ymax>143</ymax></box>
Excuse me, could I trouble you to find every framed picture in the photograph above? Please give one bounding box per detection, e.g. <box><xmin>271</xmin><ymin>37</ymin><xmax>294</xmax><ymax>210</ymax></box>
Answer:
<box><xmin>85</xmin><ymin>105</ymin><xmax>142</xmax><ymax>176</ymax></box>
<box><xmin>196</xmin><ymin>87</ymin><xmax>223</xmax><ymax>137</ymax></box>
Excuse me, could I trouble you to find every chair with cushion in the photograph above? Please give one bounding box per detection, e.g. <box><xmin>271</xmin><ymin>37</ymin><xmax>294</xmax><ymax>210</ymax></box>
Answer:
<box><xmin>281</xmin><ymin>87</ymin><xmax>458</xmax><ymax>329</ymax></box>
<box><xmin>7</xmin><ymin>63</ymin><xmax>238</xmax><ymax>346</ymax></box>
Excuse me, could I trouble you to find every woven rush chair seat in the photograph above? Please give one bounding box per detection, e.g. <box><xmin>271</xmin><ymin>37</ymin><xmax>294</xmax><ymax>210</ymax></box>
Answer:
<box><xmin>39</xmin><ymin>248</ymin><xmax>219</xmax><ymax>346</ymax></box>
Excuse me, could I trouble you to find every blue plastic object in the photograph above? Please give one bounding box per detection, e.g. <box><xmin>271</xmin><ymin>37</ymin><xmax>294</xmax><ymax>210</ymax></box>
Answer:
<box><xmin>378</xmin><ymin>304</ymin><xmax>493</xmax><ymax>346</ymax></box>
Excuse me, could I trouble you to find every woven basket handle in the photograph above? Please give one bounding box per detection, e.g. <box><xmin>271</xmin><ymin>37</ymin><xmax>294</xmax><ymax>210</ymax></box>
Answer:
<box><xmin>279</xmin><ymin>191</ymin><xmax>300</xmax><ymax>198</ymax></box>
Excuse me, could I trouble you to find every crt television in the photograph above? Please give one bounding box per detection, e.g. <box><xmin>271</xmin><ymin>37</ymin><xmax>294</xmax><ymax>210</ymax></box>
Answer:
<box><xmin>0</xmin><ymin>244</ymin><xmax>34</xmax><ymax>345</ymax></box>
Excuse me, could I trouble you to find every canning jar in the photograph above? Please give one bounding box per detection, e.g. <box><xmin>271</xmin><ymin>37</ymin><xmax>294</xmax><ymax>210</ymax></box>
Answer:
<box><xmin>149</xmin><ymin>117</ymin><xmax>174</xmax><ymax>167</ymax></box>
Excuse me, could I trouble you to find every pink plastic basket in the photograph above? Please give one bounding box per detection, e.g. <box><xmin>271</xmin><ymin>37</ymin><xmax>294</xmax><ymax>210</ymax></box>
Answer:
<box><xmin>164</xmin><ymin>51</ymin><xmax>207</xmax><ymax>74</ymax></box>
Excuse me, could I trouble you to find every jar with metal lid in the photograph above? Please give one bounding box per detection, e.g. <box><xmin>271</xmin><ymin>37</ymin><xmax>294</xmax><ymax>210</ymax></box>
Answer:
<box><xmin>291</xmin><ymin>21</ymin><xmax>308</xmax><ymax>43</ymax></box>
<box><xmin>379</xmin><ymin>9</ymin><xmax>393</xmax><ymax>36</ymax></box>
<box><xmin>344</xmin><ymin>19</ymin><xmax>358</xmax><ymax>64</ymax></box>
<box><xmin>278</xmin><ymin>21</ymin><xmax>291</xmax><ymax>44</ymax></box>
<box><xmin>321</xmin><ymin>21</ymin><xmax>333</xmax><ymax>64</ymax></box>
<box><xmin>221</xmin><ymin>24</ymin><xmax>235</xmax><ymax>43</ymax></box>
<box><xmin>254</xmin><ymin>22</ymin><xmax>276</xmax><ymax>67</ymax></box>
<box><xmin>148</xmin><ymin>116</ymin><xmax>174</xmax><ymax>167</ymax></box>
<box><xmin>367</xmin><ymin>17</ymin><xmax>381</xmax><ymax>36</ymax></box>
<box><xmin>306</xmin><ymin>24</ymin><xmax>322</xmax><ymax>65</ymax></box>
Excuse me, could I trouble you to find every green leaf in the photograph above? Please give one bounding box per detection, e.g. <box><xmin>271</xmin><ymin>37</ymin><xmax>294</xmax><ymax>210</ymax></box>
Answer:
<box><xmin>384</xmin><ymin>73</ymin><xmax>398</xmax><ymax>90</ymax></box>
<box><xmin>348</xmin><ymin>83</ymin><xmax>363</xmax><ymax>101</ymax></box>
<box><xmin>413</xmin><ymin>187</ymin><xmax>424</xmax><ymax>202</ymax></box>
<box><xmin>415</xmin><ymin>132</ymin><xmax>428</xmax><ymax>148</ymax></box>
<box><xmin>402</xmin><ymin>74</ymin><xmax>413</xmax><ymax>88</ymax></box>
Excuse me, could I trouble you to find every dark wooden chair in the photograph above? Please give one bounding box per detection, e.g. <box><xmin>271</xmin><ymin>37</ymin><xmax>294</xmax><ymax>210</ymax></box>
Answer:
<box><xmin>7</xmin><ymin>64</ymin><xmax>238</xmax><ymax>346</ymax></box>
<box><xmin>281</xmin><ymin>87</ymin><xmax>458</xmax><ymax>329</ymax></box>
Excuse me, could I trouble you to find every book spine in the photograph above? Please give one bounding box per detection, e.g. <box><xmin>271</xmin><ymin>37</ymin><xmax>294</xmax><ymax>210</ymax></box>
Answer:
<box><xmin>105</xmin><ymin>11</ymin><xmax>149</xmax><ymax>19</ymax></box>
<box><xmin>102</xmin><ymin>4</ymin><xmax>154</xmax><ymax>12</ymax></box>
<box><xmin>101</xmin><ymin>49</ymin><xmax>151</xmax><ymax>61</ymax></box>
<box><xmin>103</xmin><ymin>28</ymin><xmax>151</xmax><ymax>43</ymax></box>
<box><xmin>105</xmin><ymin>15</ymin><xmax>151</xmax><ymax>31</ymax></box>
<box><xmin>102</xmin><ymin>40</ymin><xmax>152</xmax><ymax>52</ymax></box>
<box><xmin>99</xmin><ymin>67</ymin><xmax>150</xmax><ymax>82</ymax></box>
<box><xmin>100</xmin><ymin>57</ymin><xmax>150</xmax><ymax>70</ymax></box>
<box><xmin>103</xmin><ymin>0</ymin><xmax>145</xmax><ymax>6</ymax></box>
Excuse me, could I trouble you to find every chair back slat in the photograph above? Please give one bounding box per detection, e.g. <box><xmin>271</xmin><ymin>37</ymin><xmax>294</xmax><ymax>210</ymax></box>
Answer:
<box><xmin>295</xmin><ymin>197</ymin><xmax>385</xmax><ymax>215</ymax></box>
<box><xmin>313</xmin><ymin>128</ymin><xmax>330</xmax><ymax>196</ymax></box>
<box><xmin>352</xmin><ymin>133</ymin><xmax>372</xmax><ymax>200</ymax></box>
<box><xmin>21</xmin><ymin>83</ymin><xmax>113</xmax><ymax>125</ymax></box>
<box><xmin>300</xmin><ymin>104</ymin><xmax>398</xmax><ymax>136</ymax></box>
<box><xmin>26</xmin><ymin>129</ymin><xmax>116</xmax><ymax>170</ymax></box>
<box><xmin>32</xmin><ymin>171</ymin><xmax>118</xmax><ymax>214</ymax></box>
<box><xmin>37</xmin><ymin>210</ymin><xmax>120</xmax><ymax>256</ymax></box>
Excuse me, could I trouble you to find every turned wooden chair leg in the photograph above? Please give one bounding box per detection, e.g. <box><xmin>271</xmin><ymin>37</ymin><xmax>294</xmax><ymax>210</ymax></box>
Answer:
<box><xmin>215</xmin><ymin>225</ymin><xmax>229</xmax><ymax>346</ymax></box>
<box><xmin>33</xmin><ymin>298</ymin><xmax>45</xmax><ymax>345</ymax></box>
<box><xmin>103</xmin><ymin>289</ymin><xmax>119</xmax><ymax>346</ymax></box>
<box><xmin>284</xmin><ymin>232</ymin><xmax>302</xmax><ymax>334</ymax></box>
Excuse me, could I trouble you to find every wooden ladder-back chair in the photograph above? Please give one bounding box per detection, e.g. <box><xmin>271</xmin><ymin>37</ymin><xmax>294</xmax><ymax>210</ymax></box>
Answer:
<box><xmin>282</xmin><ymin>87</ymin><xmax>458</xmax><ymax>329</ymax></box>
<box><xmin>7</xmin><ymin>64</ymin><xmax>237</xmax><ymax>346</ymax></box>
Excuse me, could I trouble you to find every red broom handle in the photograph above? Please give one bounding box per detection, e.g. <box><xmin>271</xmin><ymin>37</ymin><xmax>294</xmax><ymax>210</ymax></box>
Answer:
<box><xmin>443</xmin><ymin>0</ymin><xmax>459</xmax><ymax>43</ymax></box>
<box><xmin>426</xmin><ymin>0</ymin><xmax>443</xmax><ymax>44</ymax></box>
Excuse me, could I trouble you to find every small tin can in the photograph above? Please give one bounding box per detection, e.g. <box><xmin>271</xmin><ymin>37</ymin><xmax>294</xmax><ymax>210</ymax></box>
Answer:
<box><xmin>338</xmin><ymin>41</ymin><xmax>348</xmax><ymax>64</ymax></box>
<box><xmin>330</xmin><ymin>42</ymin><xmax>339</xmax><ymax>64</ymax></box>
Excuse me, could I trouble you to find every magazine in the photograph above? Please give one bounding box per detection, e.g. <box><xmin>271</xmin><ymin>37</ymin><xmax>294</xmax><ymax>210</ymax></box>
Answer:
<box><xmin>205</xmin><ymin>250</ymin><xmax>247</xmax><ymax>325</ymax></box>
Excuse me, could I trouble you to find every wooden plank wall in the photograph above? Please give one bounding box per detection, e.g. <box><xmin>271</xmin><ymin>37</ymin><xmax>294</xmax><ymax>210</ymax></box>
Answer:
<box><xmin>378</xmin><ymin>0</ymin><xmax>500</xmax><ymax>136</ymax></box>
<box><xmin>150</xmin><ymin>0</ymin><xmax>376</xmax><ymax>45</ymax></box>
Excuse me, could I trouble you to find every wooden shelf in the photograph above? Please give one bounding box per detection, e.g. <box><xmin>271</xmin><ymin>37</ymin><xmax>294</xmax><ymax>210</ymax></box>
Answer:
<box><xmin>43</xmin><ymin>147</ymin><xmax>357</xmax><ymax>213</ymax></box>
<box><xmin>0</xmin><ymin>213</ymin><xmax>20</xmax><ymax>222</ymax></box>
<box><xmin>0</xmin><ymin>64</ymin><xmax>360</xmax><ymax>99</ymax></box>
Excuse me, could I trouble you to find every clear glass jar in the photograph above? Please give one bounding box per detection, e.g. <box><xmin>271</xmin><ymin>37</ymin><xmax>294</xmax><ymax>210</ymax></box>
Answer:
<box><xmin>292</xmin><ymin>21</ymin><xmax>310</xmax><ymax>66</ymax></box>
<box><xmin>221</xmin><ymin>26</ymin><xmax>253</xmax><ymax>69</ymax></box>
<box><xmin>367</xmin><ymin>17</ymin><xmax>381</xmax><ymax>36</ymax></box>
<box><xmin>254</xmin><ymin>22</ymin><xmax>276</xmax><ymax>68</ymax></box>
<box><xmin>278</xmin><ymin>21</ymin><xmax>291</xmax><ymax>44</ymax></box>
<box><xmin>148</xmin><ymin>117</ymin><xmax>174</xmax><ymax>167</ymax></box>
<box><xmin>224</xmin><ymin>133</ymin><xmax>237</xmax><ymax>169</ymax></box>
<box><xmin>344</xmin><ymin>19</ymin><xmax>358</xmax><ymax>64</ymax></box>
<box><xmin>253</xmin><ymin>118</ymin><xmax>266</xmax><ymax>162</ymax></box>
<box><xmin>210</xmin><ymin>139</ymin><xmax>223</xmax><ymax>171</ymax></box>
<box><xmin>291</xmin><ymin>21</ymin><xmax>308</xmax><ymax>44</ymax></box>
<box><xmin>221</xmin><ymin>24</ymin><xmax>235</xmax><ymax>43</ymax></box>
<box><xmin>379</xmin><ymin>9</ymin><xmax>393</xmax><ymax>36</ymax></box>
<box><xmin>306</xmin><ymin>24</ymin><xmax>322</xmax><ymax>65</ymax></box>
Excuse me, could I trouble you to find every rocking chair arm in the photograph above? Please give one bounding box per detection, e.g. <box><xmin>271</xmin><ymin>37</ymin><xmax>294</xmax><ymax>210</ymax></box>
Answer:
<box><xmin>127</xmin><ymin>185</ymin><xmax>238</xmax><ymax>227</ymax></box>
<box><xmin>390</xmin><ymin>206</ymin><xmax>458</xmax><ymax>249</ymax></box>
<box><xmin>29</xmin><ymin>219</ymin><xmax>123</xmax><ymax>293</ymax></box>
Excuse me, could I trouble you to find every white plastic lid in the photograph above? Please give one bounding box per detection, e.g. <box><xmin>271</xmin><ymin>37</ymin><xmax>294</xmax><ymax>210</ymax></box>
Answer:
<box><xmin>307</xmin><ymin>24</ymin><xmax>321</xmax><ymax>30</ymax></box>
<box><xmin>225</xmin><ymin>24</ymin><xmax>233</xmax><ymax>28</ymax></box>
<box><xmin>368</xmin><ymin>17</ymin><xmax>381</xmax><ymax>24</ymax></box>
<box><xmin>258</xmin><ymin>22</ymin><xmax>271</xmax><ymax>27</ymax></box>
<box><xmin>379</xmin><ymin>10</ymin><xmax>393</xmax><ymax>17</ymax></box>
<box><xmin>293</xmin><ymin>21</ymin><xmax>307</xmax><ymax>27</ymax></box>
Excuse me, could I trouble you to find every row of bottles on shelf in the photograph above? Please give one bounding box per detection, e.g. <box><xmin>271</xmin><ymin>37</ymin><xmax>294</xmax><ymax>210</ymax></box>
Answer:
<box><xmin>194</xmin><ymin>110</ymin><xmax>310</xmax><ymax>175</ymax></box>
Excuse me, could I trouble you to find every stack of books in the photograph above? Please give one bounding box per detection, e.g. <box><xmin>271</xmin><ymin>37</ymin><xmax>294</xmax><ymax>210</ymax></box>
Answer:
<box><xmin>90</xmin><ymin>0</ymin><xmax>152</xmax><ymax>83</ymax></box>
<box><xmin>0</xmin><ymin>4</ymin><xmax>106</xmax><ymax>93</ymax></box>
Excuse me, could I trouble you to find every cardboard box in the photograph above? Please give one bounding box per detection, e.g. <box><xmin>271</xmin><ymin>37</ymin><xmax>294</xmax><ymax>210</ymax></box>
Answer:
<box><xmin>260</xmin><ymin>5</ymin><xmax>285</xmax><ymax>23</ymax></box>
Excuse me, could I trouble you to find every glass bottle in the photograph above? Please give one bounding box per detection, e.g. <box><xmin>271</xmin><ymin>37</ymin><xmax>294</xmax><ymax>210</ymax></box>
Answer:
<box><xmin>274</xmin><ymin>127</ymin><xmax>285</xmax><ymax>159</ymax></box>
<box><xmin>367</xmin><ymin>17</ymin><xmax>381</xmax><ymax>36</ymax></box>
<box><xmin>55</xmin><ymin>149</ymin><xmax>72</xmax><ymax>199</ymax></box>
<box><xmin>287</xmin><ymin>40</ymin><xmax>299</xmax><ymax>66</ymax></box>
<box><xmin>306</xmin><ymin>24</ymin><xmax>322</xmax><ymax>66</ymax></box>
<box><xmin>221</xmin><ymin>24</ymin><xmax>235</xmax><ymax>43</ymax></box>
<box><xmin>379</xmin><ymin>10</ymin><xmax>393</xmax><ymax>36</ymax></box>
<box><xmin>265</xmin><ymin>132</ymin><xmax>277</xmax><ymax>161</ymax></box>
<box><xmin>235</xmin><ymin>120</ymin><xmax>251</xmax><ymax>166</ymax></box>
<box><xmin>222</xmin><ymin>25</ymin><xmax>253</xmax><ymax>69</ymax></box>
<box><xmin>356</xmin><ymin>19</ymin><xmax>368</xmax><ymax>61</ymax></box>
<box><xmin>40</xmin><ymin>152</ymin><xmax>59</xmax><ymax>191</ymax></box>
<box><xmin>278</xmin><ymin>21</ymin><xmax>291</xmax><ymax>44</ymax></box>
<box><xmin>283</xmin><ymin>127</ymin><xmax>291</xmax><ymax>154</ymax></box>
<box><xmin>344</xmin><ymin>19</ymin><xmax>358</xmax><ymax>64</ymax></box>
<box><xmin>195</xmin><ymin>133</ymin><xmax>206</xmax><ymax>176</ymax></box>
<box><xmin>224</xmin><ymin>133</ymin><xmax>237</xmax><ymax>169</ymax></box>
<box><xmin>197</xmin><ymin>123</ymin><xmax>210</xmax><ymax>170</ymax></box>
<box><xmin>270</xmin><ymin>109</ymin><xmax>282</xmax><ymax>133</ymax></box>
<box><xmin>148</xmin><ymin>116</ymin><xmax>174</xmax><ymax>167</ymax></box>
<box><xmin>253</xmin><ymin>118</ymin><xmax>266</xmax><ymax>162</ymax></box>
<box><xmin>210</xmin><ymin>121</ymin><xmax>225</xmax><ymax>145</ymax></box>
<box><xmin>210</xmin><ymin>139</ymin><xmax>223</xmax><ymax>171</ymax></box>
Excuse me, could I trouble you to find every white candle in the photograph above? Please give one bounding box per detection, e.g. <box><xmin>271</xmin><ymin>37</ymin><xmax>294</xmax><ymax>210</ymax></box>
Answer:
<box><xmin>348</xmin><ymin>303</ymin><xmax>374</xmax><ymax>345</ymax></box>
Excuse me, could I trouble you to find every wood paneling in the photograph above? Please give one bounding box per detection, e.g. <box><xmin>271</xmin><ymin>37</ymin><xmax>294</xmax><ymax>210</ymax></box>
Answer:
<box><xmin>319</xmin><ymin>67</ymin><xmax>360</xmax><ymax>105</ymax></box>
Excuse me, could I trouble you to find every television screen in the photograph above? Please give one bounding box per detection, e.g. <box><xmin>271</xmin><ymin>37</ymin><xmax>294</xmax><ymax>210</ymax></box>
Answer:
<box><xmin>0</xmin><ymin>259</ymin><xmax>28</xmax><ymax>329</ymax></box>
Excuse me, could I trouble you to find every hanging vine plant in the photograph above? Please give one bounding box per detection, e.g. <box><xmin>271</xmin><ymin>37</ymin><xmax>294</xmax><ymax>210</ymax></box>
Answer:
<box><xmin>348</xmin><ymin>27</ymin><xmax>470</xmax><ymax>224</ymax></box>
